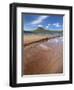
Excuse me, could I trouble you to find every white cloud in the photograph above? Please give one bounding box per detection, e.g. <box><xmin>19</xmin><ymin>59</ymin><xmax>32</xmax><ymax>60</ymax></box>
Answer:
<box><xmin>31</xmin><ymin>16</ymin><xmax>48</xmax><ymax>25</ymax></box>
<box><xmin>53</xmin><ymin>23</ymin><xmax>61</xmax><ymax>27</ymax></box>
<box><xmin>46</xmin><ymin>26</ymin><xmax>49</xmax><ymax>29</ymax></box>
<box><xmin>48</xmin><ymin>24</ymin><xmax>51</xmax><ymax>26</ymax></box>
<box><xmin>46</xmin><ymin>23</ymin><xmax>51</xmax><ymax>29</ymax></box>
<box><xmin>38</xmin><ymin>25</ymin><xmax>43</xmax><ymax>27</ymax></box>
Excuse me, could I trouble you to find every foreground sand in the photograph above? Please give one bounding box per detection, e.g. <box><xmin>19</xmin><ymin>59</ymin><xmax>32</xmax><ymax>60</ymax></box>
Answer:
<box><xmin>23</xmin><ymin>37</ymin><xmax>63</xmax><ymax>75</ymax></box>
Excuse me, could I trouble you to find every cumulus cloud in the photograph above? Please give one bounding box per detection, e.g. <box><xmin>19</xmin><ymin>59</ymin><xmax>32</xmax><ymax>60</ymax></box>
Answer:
<box><xmin>46</xmin><ymin>26</ymin><xmax>49</xmax><ymax>29</ymax></box>
<box><xmin>53</xmin><ymin>23</ymin><xmax>61</xmax><ymax>27</ymax></box>
<box><xmin>31</xmin><ymin>16</ymin><xmax>48</xmax><ymax>25</ymax></box>
<box><xmin>48</xmin><ymin>24</ymin><xmax>51</xmax><ymax>26</ymax></box>
<box><xmin>38</xmin><ymin>24</ymin><xmax>43</xmax><ymax>27</ymax></box>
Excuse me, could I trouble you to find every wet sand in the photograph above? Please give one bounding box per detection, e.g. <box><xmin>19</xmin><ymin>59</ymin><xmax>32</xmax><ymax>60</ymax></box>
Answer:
<box><xmin>23</xmin><ymin>37</ymin><xmax>63</xmax><ymax>75</ymax></box>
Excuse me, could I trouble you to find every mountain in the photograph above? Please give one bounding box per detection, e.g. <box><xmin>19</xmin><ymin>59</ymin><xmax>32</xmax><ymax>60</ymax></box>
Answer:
<box><xmin>24</xmin><ymin>27</ymin><xmax>63</xmax><ymax>35</ymax></box>
<box><xmin>32</xmin><ymin>27</ymin><xmax>50</xmax><ymax>33</ymax></box>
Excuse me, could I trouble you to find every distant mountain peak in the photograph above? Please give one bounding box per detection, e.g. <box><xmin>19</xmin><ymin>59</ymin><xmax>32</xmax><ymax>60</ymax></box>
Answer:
<box><xmin>37</xmin><ymin>27</ymin><xmax>45</xmax><ymax>30</ymax></box>
<box><xmin>33</xmin><ymin>27</ymin><xmax>47</xmax><ymax>33</ymax></box>
<box><xmin>24</xmin><ymin>27</ymin><xmax>63</xmax><ymax>35</ymax></box>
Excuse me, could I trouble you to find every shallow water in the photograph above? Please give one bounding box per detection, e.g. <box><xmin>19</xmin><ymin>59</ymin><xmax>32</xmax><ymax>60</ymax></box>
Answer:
<box><xmin>38</xmin><ymin>37</ymin><xmax>63</xmax><ymax>50</ymax></box>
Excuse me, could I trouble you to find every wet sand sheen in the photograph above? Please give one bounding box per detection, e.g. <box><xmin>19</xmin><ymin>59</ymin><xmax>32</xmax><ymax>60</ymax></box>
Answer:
<box><xmin>23</xmin><ymin>37</ymin><xmax>63</xmax><ymax>75</ymax></box>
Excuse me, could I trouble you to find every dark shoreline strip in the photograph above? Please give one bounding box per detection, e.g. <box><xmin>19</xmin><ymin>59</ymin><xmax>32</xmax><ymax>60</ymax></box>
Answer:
<box><xmin>24</xmin><ymin>35</ymin><xmax>61</xmax><ymax>47</ymax></box>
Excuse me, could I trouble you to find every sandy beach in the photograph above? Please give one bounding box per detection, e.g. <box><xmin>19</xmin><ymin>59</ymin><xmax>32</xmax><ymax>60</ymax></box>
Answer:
<box><xmin>23</xmin><ymin>37</ymin><xmax>63</xmax><ymax>75</ymax></box>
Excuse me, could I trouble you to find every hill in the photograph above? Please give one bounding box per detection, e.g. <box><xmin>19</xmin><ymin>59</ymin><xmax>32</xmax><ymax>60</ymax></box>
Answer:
<box><xmin>32</xmin><ymin>27</ymin><xmax>50</xmax><ymax>33</ymax></box>
<box><xmin>24</xmin><ymin>27</ymin><xmax>63</xmax><ymax>35</ymax></box>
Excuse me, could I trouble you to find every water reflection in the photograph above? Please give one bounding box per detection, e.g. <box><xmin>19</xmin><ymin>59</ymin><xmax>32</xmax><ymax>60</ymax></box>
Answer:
<box><xmin>39</xmin><ymin>37</ymin><xmax>63</xmax><ymax>49</ymax></box>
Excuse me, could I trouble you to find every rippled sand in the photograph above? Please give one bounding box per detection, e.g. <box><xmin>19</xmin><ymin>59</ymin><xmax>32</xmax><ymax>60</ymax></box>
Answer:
<box><xmin>23</xmin><ymin>37</ymin><xmax>63</xmax><ymax>75</ymax></box>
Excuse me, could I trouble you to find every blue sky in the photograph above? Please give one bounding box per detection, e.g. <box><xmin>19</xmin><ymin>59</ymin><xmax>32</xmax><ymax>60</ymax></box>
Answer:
<box><xmin>22</xmin><ymin>14</ymin><xmax>63</xmax><ymax>31</ymax></box>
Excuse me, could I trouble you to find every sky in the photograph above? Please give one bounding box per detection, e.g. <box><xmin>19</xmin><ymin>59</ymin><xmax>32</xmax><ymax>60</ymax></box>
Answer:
<box><xmin>22</xmin><ymin>14</ymin><xmax>63</xmax><ymax>31</ymax></box>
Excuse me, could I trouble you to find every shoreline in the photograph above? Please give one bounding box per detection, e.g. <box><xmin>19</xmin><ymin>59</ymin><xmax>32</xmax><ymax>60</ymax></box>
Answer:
<box><xmin>24</xmin><ymin>35</ymin><xmax>62</xmax><ymax>46</ymax></box>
